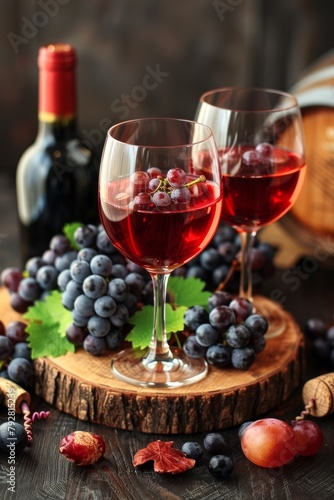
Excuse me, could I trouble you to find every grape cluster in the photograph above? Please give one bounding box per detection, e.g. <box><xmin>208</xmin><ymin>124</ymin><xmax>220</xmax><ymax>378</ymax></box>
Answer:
<box><xmin>62</xmin><ymin>225</ymin><xmax>150</xmax><ymax>356</ymax></box>
<box><xmin>182</xmin><ymin>292</ymin><xmax>268</xmax><ymax>370</ymax></box>
<box><xmin>122</xmin><ymin>167</ymin><xmax>207</xmax><ymax>210</ymax></box>
<box><xmin>304</xmin><ymin>317</ymin><xmax>334</xmax><ymax>368</ymax></box>
<box><xmin>173</xmin><ymin>222</ymin><xmax>277</xmax><ymax>293</ymax></box>
<box><xmin>0</xmin><ymin>319</ymin><xmax>34</xmax><ymax>387</ymax></box>
<box><xmin>1</xmin><ymin>224</ymin><xmax>151</xmax><ymax>357</ymax></box>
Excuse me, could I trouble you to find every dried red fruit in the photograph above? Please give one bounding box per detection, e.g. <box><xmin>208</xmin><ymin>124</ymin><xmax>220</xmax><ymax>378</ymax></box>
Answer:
<box><xmin>133</xmin><ymin>440</ymin><xmax>195</xmax><ymax>474</ymax></box>
<box><xmin>59</xmin><ymin>431</ymin><xmax>105</xmax><ymax>466</ymax></box>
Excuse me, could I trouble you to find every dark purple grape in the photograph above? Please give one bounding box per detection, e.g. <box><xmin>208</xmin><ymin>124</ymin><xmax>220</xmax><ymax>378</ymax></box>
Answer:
<box><xmin>87</xmin><ymin>316</ymin><xmax>111</xmax><ymax>337</ymax></box>
<box><xmin>208</xmin><ymin>291</ymin><xmax>232</xmax><ymax>311</ymax></box>
<box><xmin>125</xmin><ymin>273</ymin><xmax>145</xmax><ymax>298</ymax></box>
<box><xmin>229</xmin><ymin>297</ymin><xmax>253</xmax><ymax>322</ymax></box>
<box><xmin>94</xmin><ymin>296</ymin><xmax>117</xmax><ymax>318</ymax></box>
<box><xmin>204</xmin><ymin>433</ymin><xmax>228</xmax><ymax>455</ymax></box>
<box><xmin>0</xmin><ymin>336</ymin><xmax>14</xmax><ymax>360</ymax></box>
<box><xmin>74</xmin><ymin>224</ymin><xmax>98</xmax><ymax>248</ymax></box>
<box><xmin>244</xmin><ymin>314</ymin><xmax>268</xmax><ymax>337</ymax></box>
<box><xmin>70</xmin><ymin>260</ymin><xmax>91</xmax><ymax>284</ymax></box>
<box><xmin>108</xmin><ymin>278</ymin><xmax>128</xmax><ymax>302</ymax></box>
<box><xmin>42</xmin><ymin>249</ymin><xmax>57</xmax><ymax>265</ymax></box>
<box><xmin>9</xmin><ymin>293</ymin><xmax>31</xmax><ymax>314</ymax></box>
<box><xmin>90</xmin><ymin>255</ymin><xmax>113</xmax><ymax>277</ymax></box>
<box><xmin>1</xmin><ymin>267</ymin><xmax>23</xmax><ymax>292</ymax></box>
<box><xmin>7</xmin><ymin>357</ymin><xmax>34</xmax><ymax>385</ymax></box>
<box><xmin>218</xmin><ymin>241</ymin><xmax>238</xmax><ymax>264</ymax></box>
<box><xmin>208</xmin><ymin>455</ymin><xmax>234</xmax><ymax>479</ymax></box>
<box><xmin>134</xmin><ymin>192</ymin><xmax>152</xmax><ymax>209</ymax></box>
<box><xmin>105</xmin><ymin>328</ymin><xmax>123</xmax><ymax>349</ymax></box>
<box><xmin>226</xmin><ymin>324</ymin><xmax>251</xmax><ymax>348</ymax></box>
<box><xmin>49</xmin><ymin>234</ymin><xmax>71</xmax><ymax>255</ymax></box>
<box><xmin>250</xmin><ymin>335</ymin><xmax>266</xmax><ymax>354</ymax></box>
<box><xmin>18</xmin><ymin>277</ymin><xmax>41</xmax><ymax>302</ymax></box>
<box><xmin>231</xmin><ymin>347</ymin><xmax>255</xmax><ymax>370</ymax></box>
<box><xmin>66</xmin><ymin>323</ymin><xmax>87</xmax><ymax>346</ymax></box>
<box><xmin>83</xmin><ymin>334</ymin><xmax>106</xmax><ymax>356</ymax></box>
<box><xmin>199</xmin><ymin>248</ymin><xmax>222</xmax><ymax>272</ymax></box>
<box><xmin>74</xmin><ymin>295</ymin><xmax>95</xmax><ymax>317</ymax></box>
<box><xmin>0</xmin><ymin>422</ymin><xmax>28</xmax><ymax>453</ymax></box>
<box><xmin>181</xmin><ymin>442</ymin><xmax>203</xmax><ymax>462</ymax></box>
<box><xmin>305</xmin><ymin>318</ymin><xmax>327</xmax><ymax>339</ymax></box>
<box><xmin>195</xmin><ymin>323</ymin><xmax>219</xmax><ymax>347</ymax></box>
<box><xmin>57</xmin><ymin>269</ymin><xmax>72</xmax><ymax>291</ymax></box>
<box><xmin>25</xmin><ymin>256</ymin><xmax>45</xmax><ymax>277</ymax></box>
<box><xmin>6</xmin><ymin>321</ymin><xmax>28</xmax><ymax>344</ymax></box>
<box><xmin>206</xmin><ymin>343</ymin><xmax>230</xmax><ymax>368</ymax></box>
<box><xmin>77</xmin><ymin>247</ymin><xmax>98</xmax><ymax>263</ymax></box>
<box><xmin>54</xmin><ymin>251</ymin><xmax>78</xmax><ymax>272</ymax></box>
<box><xmin>183</xmin><ymin>335</ymin><xmax>207</xmax><ymax>359</ymax></box>
<box><xmin>184</xmin><ymin>306</ymin><xmax>209</xmax><ymax>331</ymax></box>
<box><xmin>12</xmin><ymin>342</ymin><xmax>32</xmax><ymax>361</ymax></box>
<box><xmin>36</xmin><ymin>265</ymin><xmax>59</xmax><ymax>290</ymax></box>
<box><xmin>109</xmin><ymin>304</ymin><xmax>129</xmax><ymax>327</ymax></box>
<box><xmin>83</xmin><ymin>275</ymin><xmax>107</xmax><ymax>299</ymax></box>
<box><xmin>209</xmin><ymin>306</ymin><xmax>235</xmax><ymax>332</ymax></box>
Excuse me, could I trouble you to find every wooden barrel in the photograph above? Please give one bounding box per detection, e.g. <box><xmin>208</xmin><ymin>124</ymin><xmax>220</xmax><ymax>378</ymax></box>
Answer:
<box><xmin>282</xmin><ymin>50</ymin><xmax>334</xmax><ymax>251</ymax></box>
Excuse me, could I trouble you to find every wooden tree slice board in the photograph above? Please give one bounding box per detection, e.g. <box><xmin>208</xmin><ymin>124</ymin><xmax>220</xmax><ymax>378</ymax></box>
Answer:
<box><xmin>0</xmin><ymin>288</ymin><xmax>305</xmax><ymax>434</ymax></box>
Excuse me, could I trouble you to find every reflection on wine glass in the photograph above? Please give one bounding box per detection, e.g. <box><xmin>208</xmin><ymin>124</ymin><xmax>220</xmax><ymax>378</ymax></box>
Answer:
<box><xmin>195</xmin><ymin>87</ymin><xmax>306</xmax><ymax>337</ymax></box>
<box><xmin>99</xmin><ymin>118</ymin><xmax>223</xmax><ymax>387</ymax></box>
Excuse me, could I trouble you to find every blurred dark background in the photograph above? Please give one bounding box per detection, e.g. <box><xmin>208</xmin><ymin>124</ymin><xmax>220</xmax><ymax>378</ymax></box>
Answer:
<box><xmin>3</xmin><ymin>0</ymin><xmax>334</xmax><ymax>171</ymax></box>
<box><xmin>1</xmin><ymin>0</ymin><xmax>334</xmax><ymax>265</ymax></box>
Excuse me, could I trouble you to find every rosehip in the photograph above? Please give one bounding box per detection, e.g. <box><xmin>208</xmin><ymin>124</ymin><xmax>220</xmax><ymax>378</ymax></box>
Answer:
<box><xmin>59</xmin><ymin>431</ymin><xmax>106</xmax><ymax>466</ymax></box>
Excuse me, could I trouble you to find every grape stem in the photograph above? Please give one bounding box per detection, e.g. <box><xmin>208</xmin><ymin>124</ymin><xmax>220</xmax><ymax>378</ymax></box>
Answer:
<box><xmin>215</xmin><ymin>259</ymin><xmax>239</xmax><ymax>292</ymax></box>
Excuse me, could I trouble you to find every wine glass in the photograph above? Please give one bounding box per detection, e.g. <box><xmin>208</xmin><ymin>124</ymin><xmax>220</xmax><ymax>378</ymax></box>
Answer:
<box><xmin>195</xmin><ymin>87</ymin><xmax>306</xmax><ymax>337</ymax></box>
<box><xmin>99</xmin><ymin>118</ymin><xmax>223</xmax><ymax>387</ymax></box>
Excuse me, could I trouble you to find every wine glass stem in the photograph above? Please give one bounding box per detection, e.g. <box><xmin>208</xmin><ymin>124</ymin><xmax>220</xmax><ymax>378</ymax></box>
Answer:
<box><xmin>239</xmin><ymin>231</ymin><xmax>256</xmax><ymax>301</ymax></box>
<box><xmin>145</xmin><ymin>273</ymin><xmax>173</xmax><ymax>362</ymax></box>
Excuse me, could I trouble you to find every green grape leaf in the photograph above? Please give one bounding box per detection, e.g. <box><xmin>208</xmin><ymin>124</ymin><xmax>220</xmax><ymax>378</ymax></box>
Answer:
<box><xmin>126</xmin><ymin>304</ymin><xmax>188</xmax><ymax>350</ymax></box>
<box><xmin>23</xmin><ymin>291</ymin><xmax>75</xmax><ymax>358</ymax></box>
<box><xmin>167</xmin><ymin>276</ymin><xmax>211</xmax><ymax>308</ymax></box>
<box><xmin>62</xmin><ymin>221</ymin><xmax>82</xmax><ymax>250</ymax></box>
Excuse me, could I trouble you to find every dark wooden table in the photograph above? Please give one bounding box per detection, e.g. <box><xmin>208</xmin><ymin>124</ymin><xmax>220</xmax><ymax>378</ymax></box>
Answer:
<box><xmin>0</xmin><ymin>170</ymin><xmax>333</xmax><ymax>500</ymax></box>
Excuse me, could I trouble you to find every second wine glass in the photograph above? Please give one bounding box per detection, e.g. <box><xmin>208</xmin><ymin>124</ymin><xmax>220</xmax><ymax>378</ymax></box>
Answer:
<box><xmin>195</xmin><ymin>87</ymin><xmax>306</xmax><ymax>336</ymax></box>
<box><xmin>99</xmin><ymin>118</ymin><xmax>223</xmax><ymax>387</ymax></box>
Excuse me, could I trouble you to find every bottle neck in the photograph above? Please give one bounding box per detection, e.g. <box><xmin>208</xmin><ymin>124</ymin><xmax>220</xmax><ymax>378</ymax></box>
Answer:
<box><xmin>38</xmin><ymin>44</ymin><xmax>77</xmax><ymax>141</ymax></box>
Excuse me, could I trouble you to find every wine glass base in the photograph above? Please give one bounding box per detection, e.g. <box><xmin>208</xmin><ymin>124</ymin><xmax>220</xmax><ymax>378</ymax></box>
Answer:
<box><xmin>111</xmin><ymin>347</ymin><xmax>208</xmax><ymax>388</ymax></box>
<box><xmin>253</xmin><ymin>296</ymin><xmax>286</xmax><ymax>339</ymax></box>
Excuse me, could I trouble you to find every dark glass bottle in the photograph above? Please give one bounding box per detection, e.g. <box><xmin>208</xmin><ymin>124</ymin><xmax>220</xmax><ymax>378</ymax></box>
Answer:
<box><xmin>16</xmin><ymin>43</ymin><xmax>99</xmax><ymax>264</ymax></box>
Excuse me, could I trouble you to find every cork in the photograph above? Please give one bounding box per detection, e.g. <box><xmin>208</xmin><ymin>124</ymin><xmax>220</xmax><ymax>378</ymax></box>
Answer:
<box><xmin>0</xmin><ymin>378</ymin><xmax>31</xmax><ymax>414</ymax></box>
<box><xmin>302</xmin><ymin>372</ymin><xmax>334</xmax><ymax>417</ymax></box>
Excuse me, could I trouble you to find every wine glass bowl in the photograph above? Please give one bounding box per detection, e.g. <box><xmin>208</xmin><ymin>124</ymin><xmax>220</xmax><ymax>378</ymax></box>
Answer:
<box><xmin>195</xmin><ymin>88</ymin><xmax>306</xmax><ymax>337</ymax></box>
<box><xmin>99</xmin><ymin>118</ymin><xmax>223</xmax><ymax>387</ymax></box>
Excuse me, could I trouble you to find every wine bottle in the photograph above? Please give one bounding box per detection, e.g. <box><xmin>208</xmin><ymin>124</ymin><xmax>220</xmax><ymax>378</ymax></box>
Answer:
<box><xmin>16</xmin><ymin>43</ymin><xmax>100</xmax><ymax>264</ymax></box>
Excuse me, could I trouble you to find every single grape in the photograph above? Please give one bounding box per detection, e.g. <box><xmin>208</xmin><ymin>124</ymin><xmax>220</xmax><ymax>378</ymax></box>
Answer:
<box><xmin>105</xmin><ymin>328</ymin><xmax>123</xmax><ymax>350</ymax></box>
<box><xmin>229</xmin><ymin>297</ymin><xmax>253</xmax><ymax>322</ymax></box>
<box><xmin>206</xmin><ymin>343</ymin><xmax>231</xmax><ymax>368</ymax></box>
<box><xmin>94</xmin><ymin>296</ymin><xmax>117</xmax><ymax>318</ymax></box>
<box><xmin>231</xmin><ymin>347</ymin><xmax>255</xmax><ymax>370</ymax></box>
<box><xmin>171</xmin><ymin>187</ymin><xmax>190</xmax><ymax>204</ymax></box>
<box><xmin>110</xmin><ymin>264</ymin><xmax>128</xmax><ymax>280</ymax></box>
<box><xmin>1</xmin><ymin>267</ymin><xmax>23</xmax><ymax>292</ymax></box>
<box><xmin>49</xmin><ymin>234</ymin><xmax>71</xmax><ymax>254</ymax></box>
<box><xmin>134</xmin><ymin>192</ymin><xmax>152</xmax><ymax>209</ymax></box>
<box><xmin>124</xmin><ymin>273</ymin><xmax>146</xmax><ymax>298</ymax></box>
<box><xmin>204</xmin><ymin>433</ymin><xmax>228</xmax><ymax>454</ymax></box>
<box><xmin>304</xmin><ymin>318</ymin><xmax>327</xmax><ymax>339</ymax></box>
<box><xmin>181</xmin><ymin>442</ymin><xmax>203</xmax><ymax>462</ymax></box>
<box><xmin>242</xmin><ymin>149</ymin><xmax>262</xmax><ymax>166</ymax></box>
<box><xmin>66</xmin><ymin>323</ymin><xmax>87</xmax><ymax>346</ymax></box>
<box><xmin>109</xmin><ymin>304</ymin><xmax>129</xmax><ymax>327</ymax></box>
<box><xmin>12</xmin><ymin>342</ymin><xmax>32</xmax><ymax>361</ymax></box>
<box><xmin>195</xmin><ymin>323</ymin><xmax>219</xmax><ymax>347</ymax></box>
<box><xmin>147</xmin><ymin>166</ymin><xmax>162</xmax><ymax>178</ymax></box>
<box><xmin>57</xmin><ymin>269</ymin><xmax>72</xmax><ymax>291</ymax></box>
<box><xmin>70</xmin><ymin>260</ymin><xmax>91</xmax><ymax>284</ymax></box>
<box><xmin>148</xmin><ymin>178</ymin><xmax>160</xmax><ymax>191</ymax></box>
<box><xmin>250</xmin><ymin>335</ymin><xmax>266</xmax><ymax>354</ymax></box>
<box><xmin>90</xmin><ymin>255</ymin><xmax>113</xmax><ymax>277</ymax></box>
<box><xmin>10</xmin><ymin>293</ymin><xmax>31</xmax><ymax>313</ymax></box>
<box><xmin>0</xmin><ymin>422</ymin><xmax>28</xmax><ymax>453</ymax></box>
<box><xmin>226</xmin><ymin>325</ymin><xmax>251</xmax><ymax>348</ymax></box>
<box><xmin>74</xmin><ymin>224</ymin><xmax>98</xmax><ymax>248</ymax></box>
<box><xmin>256</xmin><ymin>142</ymin><xmax>274</xmax><ymax>159</ymax></box>
<box><xmin>208</xmin><ymin>455</ymin><xmax>234</xmax><ymax>479</ymax></box>
<box><xmin>83</xmin><ymin>275</ymin><xmax>107</xmax><ymax>299</ymax></box>
<box><xmin>108</xmin><ymin>278</ymin><xmax>128</xmax><ymax>302</ymax></box>
<box><xmin>7</xmin><ymin>358</ymin><xmax>34</xmax><ymax>386</ymax></box>
<box><xmin>65</xmin><ymin>280</ymin><xmax>83</xmax><ymax>301</ymax></box>
<box><xmin>185</xmin><ymin>265</ymin><xmax>208</xmax><ymax>283</ymax></box>
<box><xmin>199</xmin><ymin>248</ymin><xmax>222</xmax><ymax>272</ymax></box>
<box><xmin>217</xmin><ymin>241</ymin><xmax>238</xmax><ymax>264</ymax></box>
<box><xmin>291</xmin><ymin>420</ymin><xmax>323</xmax><ymax>456</ymax></box>
<box><xmin>152</xmin><ymin>191</ymin><xmax>171</xmax><ymax>207</ymax></box>
<box><xmin>121</xmin><ymin>293</ymin><xmax>137</xmax><ymax>315</ymax></box>
<box><xmin>83</xmin><ymin>334</ymin><xmax>106</xmax><ymax>356</ymax></box>
<box><xmin>42</xmin><ymin>249</ymin><xmax>57</xmax><ymax>265</ymax></box>
<box><xmin>184</xmin><ymin>306</ymin><xmax>209</xmax><ymax>331</ymax></box>
<box><xmin>183</xmin><ymin>335</ymin><xmax>207</xmax><ymax>359</ymax></box>
<box><xmin>87</xmin><ymin>316</ymin><xmax>111</xmax><ymax>337</ymax></box>
<box><xmin>244</xmin><ymin>314</ymin><xmax>268</xmax><ymax>338</ymax></box>
<box><xmin>209</xmin><ymin>306</ymin><xmax>235</xmax><ymax>332</ymax></box>
<box><xmin>6</xmin><ymin>321</ymin><xmax>28</xmax><ymax>344</ymax></box>
<box><xmin>18</xmin><ymin>277</ymin><xmax>41</xmax><ymax>302</ymax></box>
<box><xmin>96</xmin><ymin>230</ymin><xmax>115</xmax><ymax>254</ymax></box>
<box><xmin>167</xmin><ymin>167</ymin><xmax>187</xmax><ymax>188</ymax></box>
<box><xmin>36</xmin><ymin>265</ymin><xmax>59</xmax><ymax>290</ymax></box>
<box><xmin>74</xmin><ymin>295</ymin><xmax>95</xmax><ymax>317</ymax></box>
<box><xmin>130</xmin><ymin>171</ymin><xmax>150</xmax><ymax>194</ymax></box>
<box><xmin>0</xmin><ymin>336</ymin><xmax>14</xmax><ymax>360</ymax></box>
<box><xmin>72</xmin><ymin>309</ymin><xmax>89</xmax><ymax>327</ymax></box>
<box><xmin>208</xmin><ymin>291</ymin><xmax>232</xmax><ymax>311</ymax></box>
<box><xmin>241</xmin><ymin>418</ymin><xmax>296</xmax><ymax>467</ymax></box>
